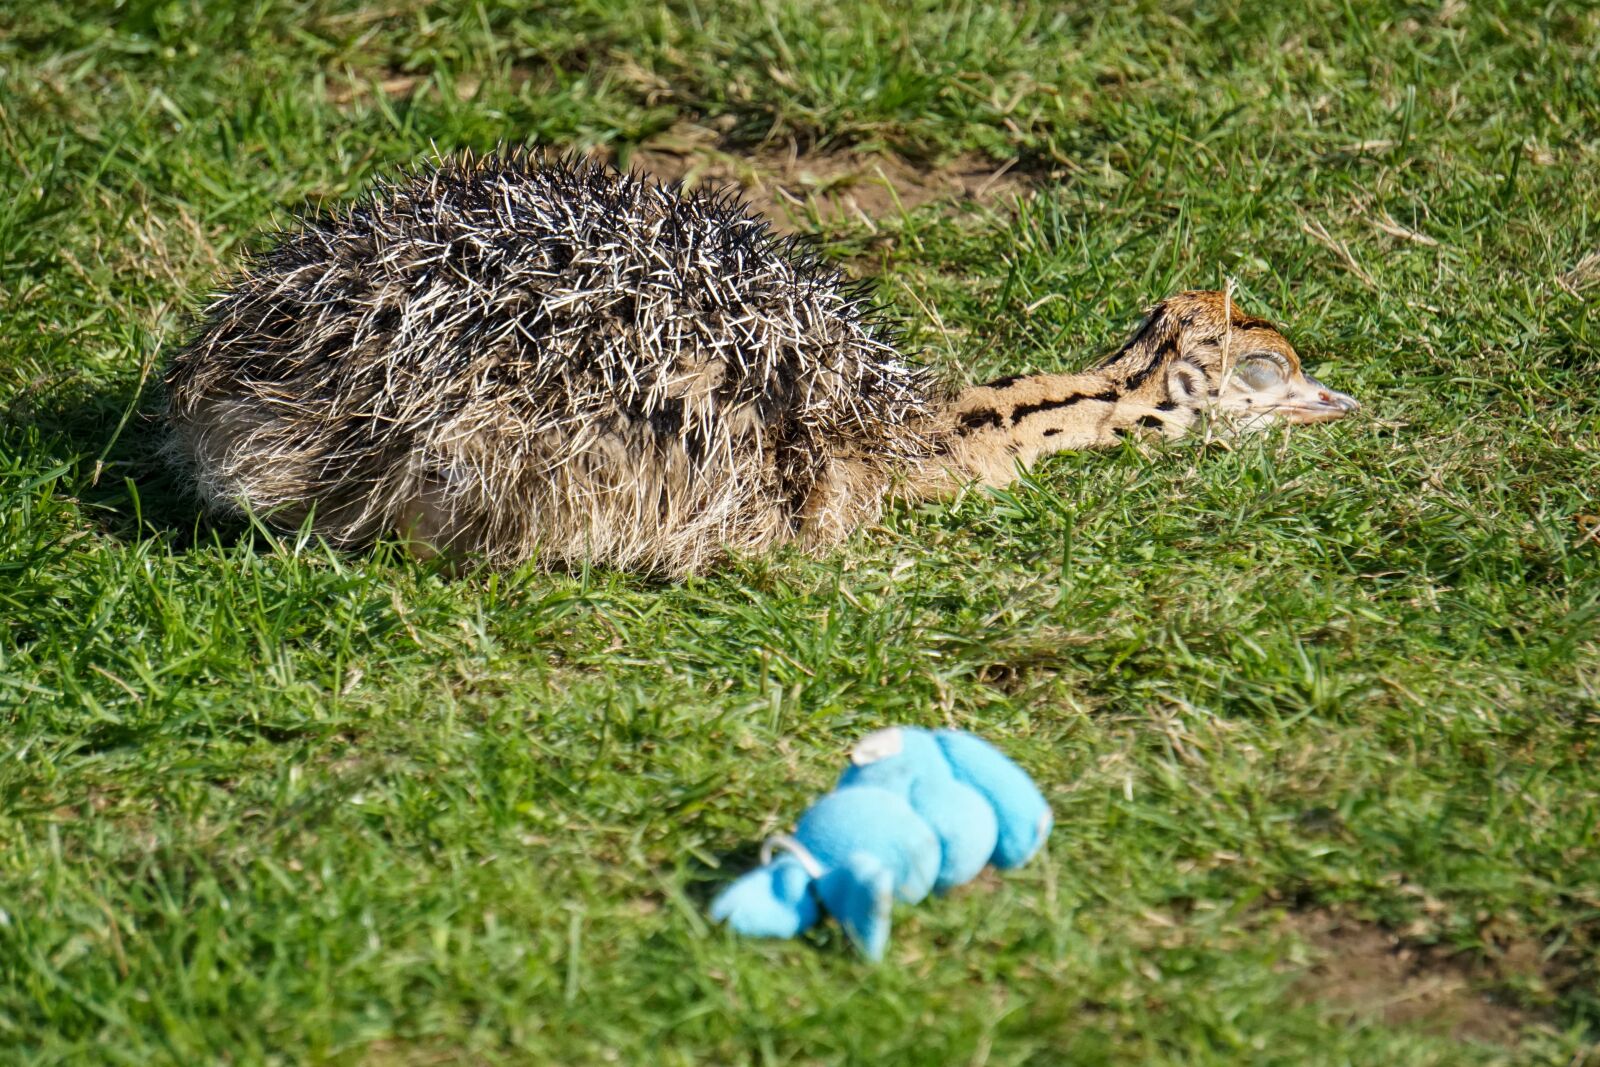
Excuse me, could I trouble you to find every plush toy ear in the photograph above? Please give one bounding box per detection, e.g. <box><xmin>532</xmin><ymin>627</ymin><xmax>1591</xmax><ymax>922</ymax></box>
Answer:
<box><xmin>850</xmin><ymin>726</ymin><xmax>906</xmax><ymax>765</ymax></box>
<box><xmin>709</xmin><ymin>856</ymin><xmax>820</xmax><ymax>939</ymax></box>
<box><xmin>816</xmin><ymin>852</ymin><xmax>894</xmax><ymax>961</ymax></box>
<box><xmin>836</xmin><ymin>726</ymin><xmax>949</xmax><ymax>796</ymax></box>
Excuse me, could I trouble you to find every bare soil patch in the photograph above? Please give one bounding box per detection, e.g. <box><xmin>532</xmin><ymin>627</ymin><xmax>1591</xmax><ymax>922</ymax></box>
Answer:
<box><xmin>618</xmin><ymin>124</ymin><xmax>1032</xmax><ymax>232</ymax></box>
<box><xmin>1284</xmin><ymin>910</ymin><xmax>1553</xmax><ymax>1046</ymax></box>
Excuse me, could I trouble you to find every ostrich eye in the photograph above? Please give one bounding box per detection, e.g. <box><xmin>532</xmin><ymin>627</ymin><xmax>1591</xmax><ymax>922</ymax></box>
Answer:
<box><xmin>1235</xmin><ymin>353</ymin><xmax>1287</xmax><ymax>390</ymax></box>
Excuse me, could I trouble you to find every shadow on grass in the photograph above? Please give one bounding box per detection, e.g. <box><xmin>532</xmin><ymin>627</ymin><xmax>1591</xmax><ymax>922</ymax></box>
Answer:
<box><xmin>2</xmin><ymin>363</ymin><xmax>250</xmax><ymax>551</ymax></box>
<box><xmin>1</xmin><ymin>363</ymin><xmax>683</xmax><ymax>588</ymax></box>
<box><xmin>680</xmin><ymin>838</ymin><xmax>768</xmax><ymax>910</ymax></box>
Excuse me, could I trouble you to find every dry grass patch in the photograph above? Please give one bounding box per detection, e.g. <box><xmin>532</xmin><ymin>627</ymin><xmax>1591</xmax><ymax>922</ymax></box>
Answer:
<box><xmin>1558</xmin><ymin>250</ymin><xmax>1600</xmax><ymax>295</ymax></box>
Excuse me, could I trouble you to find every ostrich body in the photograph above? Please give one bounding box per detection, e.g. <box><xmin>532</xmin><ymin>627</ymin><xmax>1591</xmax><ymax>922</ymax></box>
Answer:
<box><xmin>166</xmin><ymin>153</ymin><xmax>1357</xmax><ymax>575</ymax></box>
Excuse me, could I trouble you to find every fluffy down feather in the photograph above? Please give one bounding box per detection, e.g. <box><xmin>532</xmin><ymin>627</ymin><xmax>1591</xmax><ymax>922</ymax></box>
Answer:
<box><xmin>166</xmin><ymin>151</ymin><xmax>939</xmax><ymax>575</ymax></box>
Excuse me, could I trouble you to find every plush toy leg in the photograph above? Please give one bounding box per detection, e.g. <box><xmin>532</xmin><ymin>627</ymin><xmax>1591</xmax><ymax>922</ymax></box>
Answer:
<box><xmin>935</xmin><ymin>730</ymin><xmax>1053</xmax><ymax>869</ymax></box>
<box><xmin>816</xmin><ymin>852</ymin><xmax>894</xmax><ymax>961</ymax></box>
<box><xmin>910</xmin><ymin>779</ymin><xmax>999</xmax><ymax>892</ymax></box>
<box><xmin>709</xmin><ymin>856</ymin><xmax>820</xmax><ymax>939</ymax></box>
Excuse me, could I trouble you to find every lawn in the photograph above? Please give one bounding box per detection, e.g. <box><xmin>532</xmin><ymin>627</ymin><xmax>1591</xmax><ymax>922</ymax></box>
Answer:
<box><xmin>2</xmin><ymin>1</ymin><xmax>1598</xmax><ymax>1063</ymax></box>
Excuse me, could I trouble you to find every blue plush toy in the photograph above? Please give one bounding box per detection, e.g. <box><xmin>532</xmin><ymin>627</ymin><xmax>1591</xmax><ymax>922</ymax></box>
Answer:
<box><xmin>710</xmin><ymin>726</ymin><xmax>1052</xmax><ymax>960</ymax></box>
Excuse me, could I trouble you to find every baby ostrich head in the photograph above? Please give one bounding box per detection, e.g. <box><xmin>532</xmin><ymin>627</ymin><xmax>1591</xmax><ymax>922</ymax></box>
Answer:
<box><xmin>1126</xmin><ymin>290</ymin><xmax>1359</xmax><ymax>430</ymax></box>
<box><xmin>935</xmin><ymin>290</ymin><xmax>1360</xmax><ymax>491</ymax></box>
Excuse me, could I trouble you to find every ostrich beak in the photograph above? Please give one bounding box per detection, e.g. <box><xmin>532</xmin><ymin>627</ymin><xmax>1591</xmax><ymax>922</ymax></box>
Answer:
<box><xmin>1281</xmin><ymin>376</ymin><xmax>1360</xmax><ymax>424</ymax></box>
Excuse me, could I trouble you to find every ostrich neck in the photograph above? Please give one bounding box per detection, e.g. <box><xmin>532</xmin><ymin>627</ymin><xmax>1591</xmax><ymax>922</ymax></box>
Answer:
<box><xmin>907</xmin><ymin>349</ymin><xmax>1200</xmax><ymax>496</ymax></box>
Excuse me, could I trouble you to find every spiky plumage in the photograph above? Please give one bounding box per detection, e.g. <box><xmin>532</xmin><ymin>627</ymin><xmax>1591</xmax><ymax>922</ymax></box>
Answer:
<box><xmin>166</xmin><ymin>151</ymin><xmax>938</xmax><ymax>574</ymax></box>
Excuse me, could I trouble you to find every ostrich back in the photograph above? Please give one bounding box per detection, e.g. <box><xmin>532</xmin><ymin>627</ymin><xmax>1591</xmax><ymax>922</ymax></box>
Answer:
<box><xmin>166</xmin><ymin>154</ymin><xmax>937</xmax><ymax>574</ymax></box>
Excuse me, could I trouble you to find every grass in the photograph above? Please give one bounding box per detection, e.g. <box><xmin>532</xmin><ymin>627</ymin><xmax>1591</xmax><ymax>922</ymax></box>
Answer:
<box><xmin>1</xmin><ymin>0</ymin><xmax>1597</xmax><ymax>1063</ymax></box>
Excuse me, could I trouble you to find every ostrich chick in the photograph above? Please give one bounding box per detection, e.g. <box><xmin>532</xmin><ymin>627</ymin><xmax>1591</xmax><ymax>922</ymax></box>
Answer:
<box><xmin>166</xmin><ymin>153</ymin><xmax>1357</xmax><ymax>575</ymax></box>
